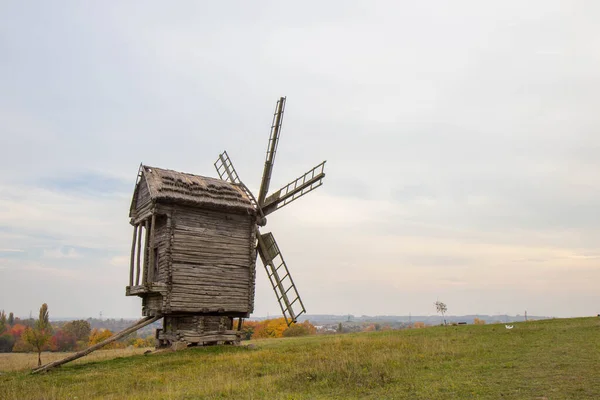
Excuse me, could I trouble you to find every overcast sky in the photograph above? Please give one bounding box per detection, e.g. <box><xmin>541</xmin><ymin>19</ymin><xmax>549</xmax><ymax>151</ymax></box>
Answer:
<box><xmin>1</xmin><ymin>1</ymin><xmax>599</xmax><ymax>319</ymax></box>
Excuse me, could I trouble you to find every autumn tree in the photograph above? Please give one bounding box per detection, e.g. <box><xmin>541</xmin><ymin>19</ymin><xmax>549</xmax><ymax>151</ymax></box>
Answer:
<box><xmin>23</xmin><ymin>303</ymin><xmax>53</xmax><ymax>366</ymax></box>
<box><xmin>88</xmin><ymin>329</ymin><xmax>124</xmax><ymax>349</ymax></box>
<box><xmin>251</xmin><ymin>318</ymin><xmax>288</xmax><ymax>339</ymax></box>
<box><xmin>242</xmin><ymin>319</ymin><xmax>317</xmax><ymax>340</ymax></box>
<box><xmin>8</xmin><ymin>323</ymin><xmax>30</xmax><ymax>353</ymax></box>
<box><xmin>434</xmin><ymin>301</ymin><xmax>448</xmax><ymax>325</ymax></box>
<box><xmin>474</xmin><ymin>318</ymin><xmax>486</xmax><ymax>325</ymax></box>
<box><xmin>9</xmin><ymin>323</ymin><xmax>27</xmax><ymax>339</ymax></box>
<box><xmin>49</xmin><ymin>330</ymin><xmax>78</xmax><ymax>351</ymax></box>
<box><xmin>282</xmin><ymin>321</ymin><xmax>316</xmax><ymax>337</ymax></box>
<box><xmin>63</xmin><ymin>320</ymin><xmax>91</xmax><ymax>342</ymax></box>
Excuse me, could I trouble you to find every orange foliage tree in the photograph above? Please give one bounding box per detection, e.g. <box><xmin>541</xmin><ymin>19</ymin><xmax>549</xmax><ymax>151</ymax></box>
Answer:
<box><xmin>88</xmin><ymin>329</ymin><xmax>124</xmax><ymax>349</ymax></box>
<box><xmin>252</xmin><ymin>318</ymin><xmax>288</xmax><ymax>339</ymax></box>
<box><xmin>7</xmin><ymin>324</ymin><xmax>30</xmax><ymax>353</ymax></box>
<box><xmin>282</xmin><ymin>320</ymin><xmax>316</xmax><ymax>337</ymax></box>
<box><xmin>9</xmin><ymin>324</ymin><xmax>27</xmax><ymax>339</ymax></box>
<box><xmin>246</xmin><ymin>318</ymin><xmax>317</xmax><ymax>339</ymax></box>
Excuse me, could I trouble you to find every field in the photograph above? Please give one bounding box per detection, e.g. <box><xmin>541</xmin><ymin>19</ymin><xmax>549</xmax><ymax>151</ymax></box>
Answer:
<box><xmin>1</xmin><ymin>317</ymin><xmax>598</xmax><ymax>399</ymax></box>
<box><xmin>0</xmin><ymin>347</ymin><xmax>153</xmax><ymax>373</ymax></box>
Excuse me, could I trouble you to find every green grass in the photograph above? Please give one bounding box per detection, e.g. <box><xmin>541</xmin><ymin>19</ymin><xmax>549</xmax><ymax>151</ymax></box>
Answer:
<box><xmin>1</xmin><ymin>317</ymin><xmax>599</xmax><ymax>399</ymax></box>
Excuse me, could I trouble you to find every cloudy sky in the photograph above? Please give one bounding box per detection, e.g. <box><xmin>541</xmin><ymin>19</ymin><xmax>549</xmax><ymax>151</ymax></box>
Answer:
<box><xmin>1</xmin><ymin>1</ymin><xmax>598</xmax><ymax>319</ymax></box>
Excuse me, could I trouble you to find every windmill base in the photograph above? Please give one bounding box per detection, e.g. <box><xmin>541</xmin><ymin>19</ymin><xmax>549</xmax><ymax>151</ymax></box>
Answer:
<box><xmin>156</xmin><ymin>315</ymin><xmax>242</xmax><ymax>348</ymax></box>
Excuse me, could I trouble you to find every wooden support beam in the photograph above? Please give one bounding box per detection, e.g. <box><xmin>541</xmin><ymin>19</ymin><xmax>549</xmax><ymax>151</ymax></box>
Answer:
<box><xmin>32</xmin><ymin>315</ymin><xmax>161</xmax><ymax>374</ymax></box>
<box><xmin>135</xmin><ymin>223</ymin><xmax>143</xmax><ymax>285</ymax></box>
<box><xmin>148</xmin><ymin>213</ymin><xmax>156</xmax><ymax>283</ymax></box>
<box><xmin>129</xmin><ymin>225</ymin><xmax>138</xmax><ymax>287</ymax></box>
<box><xmin>143</xmin><ymin>219</ymin><xmax>150</xmax><ymax>284</ymax></box>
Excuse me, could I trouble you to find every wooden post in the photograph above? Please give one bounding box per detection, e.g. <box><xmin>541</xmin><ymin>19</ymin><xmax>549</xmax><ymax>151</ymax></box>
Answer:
<box><xmin>135</xmin><ymin>223</ymin><xmax>143</xmax><ymax>285</ymax></box>
<box><xmin>31</xmin><ymin>315</ymin><xmax>161</xmax><ymax>374</ymax></box>
<box><xmin>129</xmin><ymin>225</ymin><xmax>138</xmax><ymax>287</ymax></box>
<box><xmin>166</xmin><ymin>213</ymin><xmax>173</xmax><ymax>314</ymax></box>
<box><xmin>143</xmin><ymin>219</ymin><xmax>150</xmax><ymax>284</ymax></box>
<box><xmin>148</xmin><ymin>213</ymin><xmax>156</xmax><ymax>283</ymax></box>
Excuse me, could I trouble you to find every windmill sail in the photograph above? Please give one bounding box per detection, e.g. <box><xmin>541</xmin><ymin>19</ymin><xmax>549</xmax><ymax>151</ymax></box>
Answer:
<box><xmin>214</xmin><ymin>151</ymin><xmax>241</xmax><ymax>184</ymax></box>
<box><xmin>214</xmin><ymin>151</ymin><xmax>262</xmax><ymax>215</ymax></box>
<box><xmin>262</xmin><ymin>161</ymin><xmax>326</xmax><ymax>216</ymax></box>
<box><xmin>257</xmin><ymin>97</ymin><xmax>286</xmax><ymax>206</ymax></box>
<box><xmin>256</xmin><ymin>231</ymin><xmax>305</xmax><ymax>325</ymax></box>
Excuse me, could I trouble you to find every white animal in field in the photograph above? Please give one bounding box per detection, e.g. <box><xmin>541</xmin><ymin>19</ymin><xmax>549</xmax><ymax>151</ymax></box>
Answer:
<box><xmin>505</xmin><ymin>325</ymin><xmax>514</xmax><ymax>329</ymax></box>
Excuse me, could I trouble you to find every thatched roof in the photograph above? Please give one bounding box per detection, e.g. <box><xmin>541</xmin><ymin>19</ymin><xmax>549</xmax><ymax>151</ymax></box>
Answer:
<box><xmin>131</xmin><ymin>165</ymin><xmax>255</xmax><ymax>215</ymax></box>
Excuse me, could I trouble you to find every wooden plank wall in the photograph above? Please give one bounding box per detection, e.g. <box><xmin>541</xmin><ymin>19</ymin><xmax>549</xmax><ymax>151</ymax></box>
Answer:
<box><xmin>164</xmin><ymin>315</ymin><xmax>231</xmax><ymax>333</ymax></box>
<box><xmin>169</xmin><ymin>206</ymin><xmax>256</xmax><ymax>314</ymax></box>
<box><xmin>153</xmin><ymin>216</ymin><xmax>170</xmax><ymax>283</ymax></box>
<box><xmin>132</xmin><ymin>176</ymin><xmax>153</xmax><ymax>223</ymax></box>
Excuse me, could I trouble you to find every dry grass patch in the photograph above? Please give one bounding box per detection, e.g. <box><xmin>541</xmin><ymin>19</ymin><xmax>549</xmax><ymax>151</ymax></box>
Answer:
<box><xmin>0</xmin><ymin>348</ymin><xmax>153</xmax><ymax>372</ymax></box>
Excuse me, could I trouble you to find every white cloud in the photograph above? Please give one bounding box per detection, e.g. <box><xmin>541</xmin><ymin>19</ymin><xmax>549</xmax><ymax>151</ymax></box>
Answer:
<box><xmin>42</xmin><ymin>247</ymin><xmax>80</xmax><ymax>259</ymax></box>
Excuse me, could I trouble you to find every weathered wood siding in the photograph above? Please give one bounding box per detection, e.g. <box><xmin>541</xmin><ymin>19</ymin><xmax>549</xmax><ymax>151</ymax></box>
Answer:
<box><xmin>164</xmin><ymin>315</ymin><xmax>232</xmax><ymax>333</ymax></box>
<box><xmin>158</xmin><ymin>315</ymin><xmax>239</xmax><ymax>345</ymax></box>
<box><xmin>168</xmin><ymin>206</ymin><xmax>256</xmax><ymax>314</ymax></box>
<box><xmin>153</xmin><ymin>215</ymin><xmax>170</xmax><ymax>283</ymax></box>
<box><xmin>133</xmin><ymin>176</ymin><xmax>153</xmax><ymax>222</ymax></box>
<box><xmin>142</xmin><ymin>294</ymin><xmax>163</xmax><ymax>316</ymax></box>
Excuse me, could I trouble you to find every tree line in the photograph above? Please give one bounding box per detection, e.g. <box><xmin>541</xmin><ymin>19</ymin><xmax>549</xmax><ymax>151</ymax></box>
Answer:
<box><xmin>0</xmin><ymin>305</ymin><xmax>154</xmax><ymax>365</ymax></box>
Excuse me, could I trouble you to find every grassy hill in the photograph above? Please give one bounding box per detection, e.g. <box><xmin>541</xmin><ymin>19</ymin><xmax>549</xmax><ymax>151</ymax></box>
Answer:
<box><xmin>1</xmin><ymin>317</ymin><xmax>598</xmax><ymax>399</ymax></box>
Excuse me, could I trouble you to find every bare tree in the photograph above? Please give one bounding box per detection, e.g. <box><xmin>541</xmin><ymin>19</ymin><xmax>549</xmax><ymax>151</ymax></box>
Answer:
<box><xmin>434</xmin><ymin>301</ymin><xmax>447</xmax><ymax>326</ymax></box>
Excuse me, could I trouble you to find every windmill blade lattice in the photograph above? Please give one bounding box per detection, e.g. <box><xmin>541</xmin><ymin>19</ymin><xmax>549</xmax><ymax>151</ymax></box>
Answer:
<box><xmin>214</xmin><ymin>151</ymin><xmax>262</xmax><ymax>216</ymax></box>
<box><xmin>214</xmin><ymin>151</ymin><xmax>241</xmax><ymax>184</ymax></box>
<box><xmin>262</xmin><ymin>161</ymin><xmax>326</xmax><ymax>216</ymax></box>
<box><xmin>257</xmin><ymin>97</ymin><xmax>286</xmax><ymax>206</ymax></box>
<box><xmin>257</xmin><ymin>231</ymin><xmax>306</xmax><ymax>324</ymax></box>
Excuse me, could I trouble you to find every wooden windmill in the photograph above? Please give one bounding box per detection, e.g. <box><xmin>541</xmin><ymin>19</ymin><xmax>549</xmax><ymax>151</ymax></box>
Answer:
<box><xmin>125</xmin><ymin>96</ymin><xmax>326</xmax><ymax>347</ymax></box>
<box><xmin>32</xmin><ymin>97</ymin><xmax>325</xmax><ymax>372</ymax></box>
